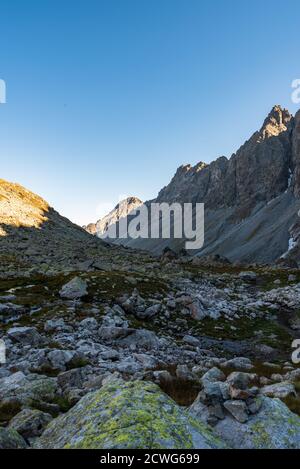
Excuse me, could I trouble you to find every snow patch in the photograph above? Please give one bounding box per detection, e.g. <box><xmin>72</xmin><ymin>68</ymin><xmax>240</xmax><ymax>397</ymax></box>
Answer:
<box><xmin>281</xmin><ymin>236</ymin><xmax>297</xmax><ymax>258</ymax></box>
<box><xmin>288</xmin><ymin>168</ymin><xmax>293</xmax><ymax>188</ymax></box>
<box><xmin>285</xmin><ymin>168</ymin><xmax>293</xmax><ymax>193</ymax></box>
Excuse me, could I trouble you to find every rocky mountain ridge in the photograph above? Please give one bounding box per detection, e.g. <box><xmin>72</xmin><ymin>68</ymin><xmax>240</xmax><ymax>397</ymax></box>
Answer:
<box><xmin>0</xmin><ymin>178</ymin><xmax>124</xmax><ymax>276</ymax></box>
<box><xmin>1</xmin><ymin>112</ymin><xmax>300</xmax><ymax>449</ymax></box>
<box><xmin>83</xmin><ymin>197</ymin><xmax>143</xmax><ymax>237</ymax></box>
<box><xmin>116</xmin><ymin>106</ymin><xmax>300</xmax><ymax>265</ymax></box>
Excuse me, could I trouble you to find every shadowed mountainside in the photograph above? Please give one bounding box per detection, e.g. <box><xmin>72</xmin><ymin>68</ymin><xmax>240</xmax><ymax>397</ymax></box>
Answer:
<box><xmin>0</xmin><ymin>179</ymin><xmax>116</xmax><ymax>275</ymax></box>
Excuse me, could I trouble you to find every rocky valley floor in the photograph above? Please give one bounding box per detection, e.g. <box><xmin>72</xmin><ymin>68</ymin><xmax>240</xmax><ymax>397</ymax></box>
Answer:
<box><xmin>0</xmin><ymin>246</ymin><xmax>300</xmax><ymax>449</ymax></box>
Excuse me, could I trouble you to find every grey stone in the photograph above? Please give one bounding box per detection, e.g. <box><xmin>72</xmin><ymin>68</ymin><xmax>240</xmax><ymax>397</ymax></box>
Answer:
<box><xmin>239</xmin><ymin>272</ymin><xmax>257</xmax><ymax>283</ymax></box>
<box><xmin>0</xmin><ymin>427</ymin><xmax>27</xmax><ymax>449</ymax></box>
<box><xmin>59</xmin><ymin>277</ymin><xmax>88</xmax><ymax>300</ymax></box>
<box><xmin>226</xmin><ymin>372</ymin><xmax>256</xmax><ymax>390</ymax></box>
<box><xmin>213</xmin><ymin>397</ymin><xmax>300</xmax><ymax>449</ymax></box>
<box><xmin>223</xmin><ymin>400</ymin><xmax>249</xmax><ymax>423</ymax></box>
<box><xmin>0</xmin><ymin>372</ymin><xmax>58</xmax><ymax>407</ymax></box>
<box><xmin>9</xmin><ymin>408</ymin><xmax>52</xmax><ymax>438</ymax></box>
<box><xmin>136</xmin><ymin>304</ymin><xmax>161</xmax><ymax>320</ymax></box>
<box><xmin>223</xmin><ymin>357</ymin><xmax>254</xmax><ymax>371</ymax></box>
<box><xmin>47</xmin><ymin>349</ymin><xmax>79</xmax><ymax>371</ymax></box>
<box><xmin>201</xmin><ymin>367</ymin><xmax>226</xmax><ymax>384</ymax></box>
<box><xmin>261</xmin><ymin>382</ymin><xmax>297</xmax><ymax>399</ymax></box>
<box><xmin>7</xmin><ymin>326</ymin><xmax>44</xmax><ymax>346</ymax></box>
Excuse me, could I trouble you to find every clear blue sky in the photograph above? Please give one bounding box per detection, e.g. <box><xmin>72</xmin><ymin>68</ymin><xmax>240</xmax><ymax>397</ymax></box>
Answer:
<box><xmin>0</xmin><ymin>0</ymin><xmax>300</xmax><ymax>225</ymax></box>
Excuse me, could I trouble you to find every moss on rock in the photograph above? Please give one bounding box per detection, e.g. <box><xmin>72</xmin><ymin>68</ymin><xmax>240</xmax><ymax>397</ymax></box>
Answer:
<box><xmin>210</xmin><ymin>397</ymin><xmax>300</xmax><ymax>449</ymax></box>
<box><xmin>34</xmin><ymin>379</ymin><xmax>226</xmax><ymax>449</ymax></box>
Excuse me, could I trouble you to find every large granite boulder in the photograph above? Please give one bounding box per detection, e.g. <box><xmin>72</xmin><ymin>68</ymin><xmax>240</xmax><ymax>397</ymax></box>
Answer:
<box><xmin>34</xmin><ymin>380</ymin><xmax>226</xmax><ymax>449</ymax></box>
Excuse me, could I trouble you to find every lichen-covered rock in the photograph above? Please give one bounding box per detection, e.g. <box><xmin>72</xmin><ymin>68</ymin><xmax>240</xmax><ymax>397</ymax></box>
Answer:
<box><xmin>9</xmin><ymin>409</ymin><xmax>52</xmax><ymax>439</ymax></box>
<box><xmin>0</xmin><ymin>372</ymin><xmax>58</xmax><ymax>408</ymax></box>
<box><xmin>0</xmin><ymin>427</ymin><xmax>27</xmax><ymax>449</ymax></box>
<box><xmin>212</xmin><ymin>397</ymin><xmax>300</xmax><ymax>449</ymax></box>
<box><xmin>34</xmin><ymin>380</ymin><xmax>226</xmax><ymax>449</ymax></box>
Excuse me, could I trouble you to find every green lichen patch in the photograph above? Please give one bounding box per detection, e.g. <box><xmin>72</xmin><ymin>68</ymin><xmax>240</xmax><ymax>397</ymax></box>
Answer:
<box><xmin>34</xmin><ymin>380</ymin><xmax>225</xmax><ymax>449</ymax></box>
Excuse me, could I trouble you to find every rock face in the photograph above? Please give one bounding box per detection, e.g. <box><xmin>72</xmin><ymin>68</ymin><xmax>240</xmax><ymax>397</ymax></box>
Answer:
<box><xmin>117</xmin><ymin>106</ymin><xmax>300</xmax><ymax>265</ymax></box>
<box><xmin>84</xmin><ymin>197</ymin><xmax>143</xmax><ymax>237</ymax></box>
<box><xmin>34</xmin><ymin>380</ymin><xmax>225</xmax><ymax>449</ymax></box>
<box><xmin>155</xmin><ymin>106</ymin><xmax>293</xmax><ymax>211</ymax></box>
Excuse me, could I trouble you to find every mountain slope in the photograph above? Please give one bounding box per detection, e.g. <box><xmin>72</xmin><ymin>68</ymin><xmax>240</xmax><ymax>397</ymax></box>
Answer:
<box><xmin>116</xmin><ymin>106</ymin><xmax>300</xmax><ymax>265</ymax></box>
<box><xmin>0</xmin><ymin>179</ymin><xmax>110</xmax><ymax>274</ymax></box>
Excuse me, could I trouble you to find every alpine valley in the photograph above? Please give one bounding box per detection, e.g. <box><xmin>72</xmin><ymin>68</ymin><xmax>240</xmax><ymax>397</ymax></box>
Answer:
<box><xmin>1</xmin><ymin>107</ymin><xmax>300</xmax><ymax>450</ymax></box>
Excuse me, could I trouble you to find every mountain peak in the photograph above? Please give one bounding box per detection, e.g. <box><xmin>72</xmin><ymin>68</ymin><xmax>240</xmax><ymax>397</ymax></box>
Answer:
<box><xmin>83</xmin><ymin>196</ymin><xmax>143</xmax><ymax>236</ymax></box>
<box><xmin>261</xmin><ymin>105</ymin><xmax>293</xmax><ymax>138</ymax></box>
<box><xmin>115</xmin><ymin>196</ymin><xmax>143</xmax><ymax>211</ymax></box>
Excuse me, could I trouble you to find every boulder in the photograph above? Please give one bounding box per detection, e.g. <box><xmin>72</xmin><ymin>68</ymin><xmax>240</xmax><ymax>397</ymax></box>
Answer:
<box><xmin>210</xmin><ymin>397</ymin><xmax>300</xmax><ymax>449</ymax></box>
<box><xmin>201</xmin><ymin>367</ymin><xmax>226</xmax><ymax>384</ymax></box>
<box><xmin>34</xmin><ymin>380</ymin><xmax>226</xmax><ymax>449</ymax></box>
<box><xmin>0</xmin><ymin>372</ymin><xmax>58</xmax><ymax>408</ymax></box>
<box><xmin>226</xmin><ymin>372</ymin><xmax>256</xmax><ymax>390</ymax></box>
<box><xmin>7</xmin><ymin>326</ymin><xmax>44</xmax><ymax>346</ymax></box>
<box><xmin>44</xmin><ymin>319</ymin><xmax>68</xmax><ymax>333</ymax></box>
<box><xmin>223</xmin><ymin>400</ymin><xmax>249</xmax><ymax>423</ymax></box>
<box><xmin>261</xmin><ymin>382</ymin><xmax>297</xmax><ymax>399</ymax></box>
<box><xmin>117</xmin><ymin>329</ymin><xmax>162</xmax><ymax>350</ymax></box>
<box><xmin>222</xmin><ymin>357</ymin><xmax>254</xmax><ymax>371</ymax></box>
<box><xmin>9</xmin><ymin>408</ymin><xmax>52</xmax><ymax>439</ymax></box>
<box><xmin>47</xmin><ymin>349</ymin><xmax>80</xmax><ymax>372</ymax></box>
<box><xmin>239</xmin><ymin>271</ymin><xmax>257</xmax><ymax>283</ymax></box>
<box><xmin>136</xmin><ymin>304</ymin><xmax>161</xmax><ymax>320</ymax></box>
<box><xmin>59</xmin><ymin>277</ymin><xmax>88</xmax><ymax>300</ymax></box>
<box><xmin>0</xmin><ymin>427</ymin><xmax>27</xmax><ymax>449</ymax></box>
